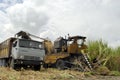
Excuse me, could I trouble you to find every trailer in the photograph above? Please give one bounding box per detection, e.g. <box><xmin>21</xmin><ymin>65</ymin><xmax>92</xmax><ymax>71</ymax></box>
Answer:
<box><xmin>0</xmin><ymin>38</ymin><xmax>15</xmax><ymax>66</ymax></box>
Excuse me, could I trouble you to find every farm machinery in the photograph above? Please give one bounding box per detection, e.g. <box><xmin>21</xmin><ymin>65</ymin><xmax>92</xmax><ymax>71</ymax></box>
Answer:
<box><xmin>0</xmin><ymin>31</ymin><xmax>45</xmax><ymax>70</ymax></box>
<box><xmin>44</xmin><ymin>35</ymin><xmax>92</xmax><ymax>71</ymax></box>
<box><xmin>15</xmin><ymin>31</ymin><xmax>93</xmax><ymax>71</ymax></box>
<box><xmin>0</xmin><ymin>31</ymin><xmax>92</xmax><ymax>71</ymax></box>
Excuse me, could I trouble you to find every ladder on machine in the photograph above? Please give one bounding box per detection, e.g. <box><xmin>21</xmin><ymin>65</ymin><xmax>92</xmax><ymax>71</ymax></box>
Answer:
<box><xmin>83</xmin><ymin>54</ymin><xmax>92</xmax><ymax>71</ymax></box>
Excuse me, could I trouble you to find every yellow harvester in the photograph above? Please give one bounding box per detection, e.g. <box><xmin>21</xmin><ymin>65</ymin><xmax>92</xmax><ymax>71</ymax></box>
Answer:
<box><xmin>43</xmin><ymin>35</ymin><xmax>92</xmax><ymax>71</ymax></box>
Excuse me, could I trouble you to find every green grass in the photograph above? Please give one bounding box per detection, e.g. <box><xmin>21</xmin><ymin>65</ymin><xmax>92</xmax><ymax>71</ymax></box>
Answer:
<box><xmin>109</xmin><ymin>71</ymin><xmax>120</xmax><ymax>76</ymax></box>
<box><xmin>87</xmin><ymin>40</ymin><xmax>120</xmax><ymax>72</ymax></box>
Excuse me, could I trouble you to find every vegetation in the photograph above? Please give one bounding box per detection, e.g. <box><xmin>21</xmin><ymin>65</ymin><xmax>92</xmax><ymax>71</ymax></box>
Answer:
<box><xmin>0</xmin><ymin>67</ymin><xmax>91</xmax><ymax>80</ymax></box>
<box><xmin>0</xmin><ymin>67</ymin><xmax>120</xmax><ymax>80</ymax></box>
<box><xmin>88</xmin><ymin>40</ymin><xmax>120</xmax><ymax>72</ymax></box>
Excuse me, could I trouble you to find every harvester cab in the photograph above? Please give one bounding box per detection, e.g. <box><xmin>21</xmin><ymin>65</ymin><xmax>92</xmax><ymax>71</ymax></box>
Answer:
<box><xmin>54</xmin><ymin>35</ymin><xmax>88</xmax><ymax>54</ymax></box>
<box><xmin>67</xmin><ymin>36</ymin><xmax>88</xmax><ymax>54</ymax></box>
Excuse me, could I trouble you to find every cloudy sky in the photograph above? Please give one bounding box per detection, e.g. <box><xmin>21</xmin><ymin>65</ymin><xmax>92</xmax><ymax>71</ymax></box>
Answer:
<box><xmin>0</xmin><ymin>0</ymin><xmax>120</xmax><ymax>47</ymax></box>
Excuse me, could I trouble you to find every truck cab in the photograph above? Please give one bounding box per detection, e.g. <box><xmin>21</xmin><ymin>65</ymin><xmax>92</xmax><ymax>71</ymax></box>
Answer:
<box><xmin>11</xmin><ymin>38</ymin><xmax>45</xmax><ymax>70</ymax></box>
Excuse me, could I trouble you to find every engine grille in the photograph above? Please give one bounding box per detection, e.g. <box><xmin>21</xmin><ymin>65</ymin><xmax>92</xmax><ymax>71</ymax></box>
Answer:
<box><xmin>24</xmin><ymin>56</ymin><xmax>40</xmax><ymax>60</ymax></box>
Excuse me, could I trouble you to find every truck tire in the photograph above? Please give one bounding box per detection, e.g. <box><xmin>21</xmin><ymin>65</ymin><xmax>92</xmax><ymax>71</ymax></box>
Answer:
<box><xmin>0</xmin><ymin>59</ymin><xmax>7</xmax><ymax>67</ymax></box>
<box><xmin>34</xmin><ymin>65</ymin><xmax>41</xmax><ymax>71</ymax></box>
<box><xmin>56</xmin><ymin>59</ymin><xmax>65</xmax><ymax>70</ymax></box>
<box><xmin>43</xmin><ymin>63</ymin><xmax>48</xmax><ymax>69</ymax></box>
<box><xmin>0</xmin><ymin>59</ymin><xmax>3</xmax><ymax>66</ymax></box>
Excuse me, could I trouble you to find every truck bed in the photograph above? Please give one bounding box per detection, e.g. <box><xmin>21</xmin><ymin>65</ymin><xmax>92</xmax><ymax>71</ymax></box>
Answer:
<box><xmin>0</xmin><ymin>38</ymin><xmax>16</xmax><ymax>58</ymax></box>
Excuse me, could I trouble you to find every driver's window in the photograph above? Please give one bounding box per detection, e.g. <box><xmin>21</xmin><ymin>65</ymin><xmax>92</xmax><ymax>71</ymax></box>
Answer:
<box><xmin>13</xmin><ymin>41</ymin><xmax>17</xmax><ymax>47</ymax></box>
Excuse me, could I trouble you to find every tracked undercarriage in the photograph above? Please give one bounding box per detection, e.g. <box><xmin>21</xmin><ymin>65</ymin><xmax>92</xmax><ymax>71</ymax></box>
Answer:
<box><xmin>44</xmin><ymin>53</ymin><xmax>92</xmax><ymax>72</ymax></box>
<box><xmin>54</xmin><ymin>54</ymin><xmax>92</xmax><ymax>71</ymax></box>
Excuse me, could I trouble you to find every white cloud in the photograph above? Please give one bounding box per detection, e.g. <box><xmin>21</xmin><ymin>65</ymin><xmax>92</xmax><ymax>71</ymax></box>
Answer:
<box><xmin>0</xmin><ymin>0</ymin><xmax>120</xmax><ymax>47</ymax></box>
<box><xmin>6</xmin><ymin>1</ymin><xmax>49</xmax><ymax>34</ymax></box>
<box><xmin>44</xmin><ymin>0</ymin><xmax>120</xmax><ymax>47</ymax></box>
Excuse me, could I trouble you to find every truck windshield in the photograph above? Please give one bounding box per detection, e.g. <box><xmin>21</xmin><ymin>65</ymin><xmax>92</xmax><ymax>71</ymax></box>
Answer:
<box><xmin>19</xmin><ymin>39</ymin><xmax>43</xmax><ymax>49</ymax></box>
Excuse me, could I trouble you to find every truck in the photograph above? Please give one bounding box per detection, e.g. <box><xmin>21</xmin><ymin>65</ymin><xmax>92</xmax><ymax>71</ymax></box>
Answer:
<box><xmin>0</xmin><ymin>31</ymin><xmax>45</xmax><ymax>70</ymax></box>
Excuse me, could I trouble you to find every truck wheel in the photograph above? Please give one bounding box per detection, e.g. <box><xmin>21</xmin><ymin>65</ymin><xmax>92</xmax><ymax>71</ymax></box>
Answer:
<box><xmin>56</xmin><ymin>59</ymin><xmax>65</xmax><ymax>70</ymax></box>
<box><xmin>34</xmin><ymin>65</ymin><xmax>41</xmax><ymax>71</ymax></box>
<box><xmin>0</xmin><ymin>59</ymin><xmax>7</xmax><ymax>67</ymax></box>
<box><xmin>10</xmin><ymin>58</ymin><xmax>16</xmax><ymax>69</ymax></box>
<box><xmin>0</xmin><ymin>59</ymin><xmax>3</xmax><ymax>66</ymax></box>
<box><xmin>43</xmin><ymin>63</ymin><xmax>48</xmax><ymax>69</ymax></box>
